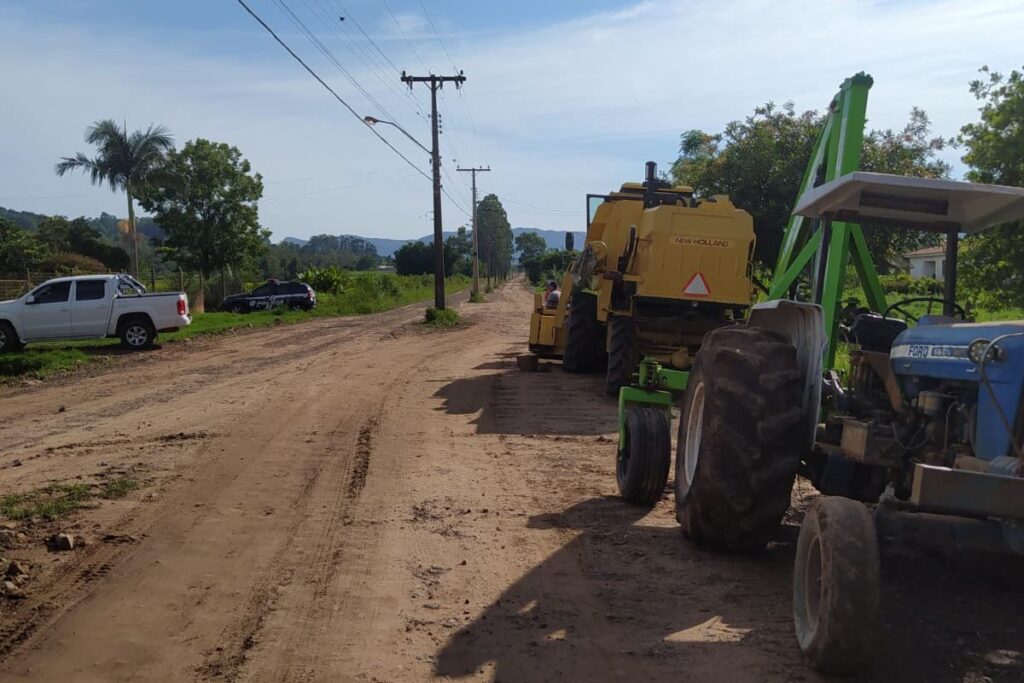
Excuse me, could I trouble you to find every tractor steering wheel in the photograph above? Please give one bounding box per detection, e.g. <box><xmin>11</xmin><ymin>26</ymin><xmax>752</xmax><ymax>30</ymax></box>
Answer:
<box><xmin>882</xmin><ymin>297</ymin><xmax>966</xmax><ymax>324</ymax></box>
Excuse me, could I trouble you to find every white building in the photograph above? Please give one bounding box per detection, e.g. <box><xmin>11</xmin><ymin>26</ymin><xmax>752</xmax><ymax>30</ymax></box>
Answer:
<box><xmin>905</xmin><ymin>244</ymin><xmax>945</xmax><ymax>281</ymax></box>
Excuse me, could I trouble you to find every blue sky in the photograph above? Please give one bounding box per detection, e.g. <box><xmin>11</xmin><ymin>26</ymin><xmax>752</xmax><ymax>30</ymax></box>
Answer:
<box><xmin>2</xmin><ymin>0</ymin><xmax>1023</xmax><ymax>241</ymax></box>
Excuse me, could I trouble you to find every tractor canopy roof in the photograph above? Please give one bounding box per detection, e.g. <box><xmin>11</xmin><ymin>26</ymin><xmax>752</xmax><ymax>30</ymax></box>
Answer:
<box><xmin>793</xmin><ymin>172</ymin><xmax>1024</xmax><ymax>234</ymax></box>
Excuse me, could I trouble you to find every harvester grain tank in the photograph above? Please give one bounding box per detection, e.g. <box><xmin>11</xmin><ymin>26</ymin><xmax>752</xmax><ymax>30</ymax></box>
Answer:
<box><xmin>527</xmin><ymin>162</ymin><xmax>756</xmax><ymax>397</ymax></box>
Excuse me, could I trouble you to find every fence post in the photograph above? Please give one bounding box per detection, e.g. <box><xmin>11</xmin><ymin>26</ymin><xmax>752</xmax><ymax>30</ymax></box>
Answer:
<box><xmin>26</xmin><ymin>269</ymin><xmax>30</xmax><ymax>288</ymax></box>
<box><xmin>150</xmin><ymin>266</ymin><xmax>156</xmax><ymax>292</ymax></box>
<box><xmin>179</xmin><ymin>268</ymin><xmax>184</xmax><ymax>292</ymax></box>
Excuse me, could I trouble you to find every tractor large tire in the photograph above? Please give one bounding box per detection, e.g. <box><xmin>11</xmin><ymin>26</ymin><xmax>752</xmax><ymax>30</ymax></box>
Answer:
<box><xmin>605</xmin><ymin>315</ymin><xmax>638</xmax><ymax>397</ymax></box>
<box><xmin>562</xmin><ymin>292</ymin><xmax>603</xmax><ymax>374</ymax></box>
<box><xmin>617</xmin><ymin>406</ymin><xmax>671</xmax><ymax>505</ymax></box>
<box><xmin>793</xmin><ymin>496</ymin><xmax>880</xmax><ymax>674</ymax></box>
<box><xmin>675</xmin><ymin>325</ymin><xmax>804</xmax><ymax>551</ymax></box>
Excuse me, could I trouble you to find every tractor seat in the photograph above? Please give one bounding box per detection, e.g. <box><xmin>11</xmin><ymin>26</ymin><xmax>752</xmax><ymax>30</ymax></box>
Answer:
<box><xmin>848</xmin><ymin>313</ymin><xmax>908</xmax><ymax>352</ymax></box>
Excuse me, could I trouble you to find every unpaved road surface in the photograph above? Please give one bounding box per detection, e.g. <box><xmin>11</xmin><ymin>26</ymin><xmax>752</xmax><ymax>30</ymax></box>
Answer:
<box><xmin>0</xmin><ymin>284</ymin><xmax>1021</xmax><ymax>682</ymax></box>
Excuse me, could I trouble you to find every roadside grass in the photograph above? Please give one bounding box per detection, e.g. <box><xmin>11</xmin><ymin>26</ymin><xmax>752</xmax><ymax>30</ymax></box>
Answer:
<box><xmin>0</xmin><ymin>274</ymin><xmax>469</xmax><ymax>381</ymax></box>
<box><xmin>469</xmin><ymin>291</ymin><xmax>485</xmax><ymax>303</ymax></box>
<box><xmin>0</xmin><ymin>348</ymin><xmax>90</xmax><ymax>379</ymax></box>
<box><xmin>0</xmin><ymin>477</ymin><xmax>141</xmax><ymax>521</ymax></box>
<box><xmin>424</xmin><ymin>307</ymin><xmax>460</xmax><ymax>328</ymax></box>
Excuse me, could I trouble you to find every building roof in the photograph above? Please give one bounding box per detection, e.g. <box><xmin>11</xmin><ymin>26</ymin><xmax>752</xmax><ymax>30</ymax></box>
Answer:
<box><xmin>904</xmin><ymin>245</ymin><xmax>945</xmax><ymax>258</ymax></box>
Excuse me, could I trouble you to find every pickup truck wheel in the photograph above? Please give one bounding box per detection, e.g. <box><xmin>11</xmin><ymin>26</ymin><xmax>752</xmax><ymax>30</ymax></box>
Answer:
<box><xmin>120</xmin><ymin>317</ymin><xmax>156</xmax><ymax>350</ymax></box>
<box><xmin>0</xmin><ymin>322</ymin><xmax>24</xmax><ymax>352</ymax></box>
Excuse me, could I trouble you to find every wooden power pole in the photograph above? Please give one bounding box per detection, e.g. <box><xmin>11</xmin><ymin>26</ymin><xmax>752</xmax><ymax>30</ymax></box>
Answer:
<box><xmin>401</xmin><ymin>70</ymin><xmax>465</xmax><ymax>310</ymax></box>
<box><xmin>457</xmin><ymin>165</ymin><xmax>490</xmax><ymax>297</ymax></box>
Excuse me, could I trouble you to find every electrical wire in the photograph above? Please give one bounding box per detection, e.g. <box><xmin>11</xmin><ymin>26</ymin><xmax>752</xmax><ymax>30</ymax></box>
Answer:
<box><xmin>236</xmin><ymin>0</ymin><xmax>431</xmax><ymax>183</ymax></box>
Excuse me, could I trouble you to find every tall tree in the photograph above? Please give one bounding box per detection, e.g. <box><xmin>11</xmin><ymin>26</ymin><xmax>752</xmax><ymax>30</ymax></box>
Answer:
<box><xmin>477</xmin><ymin>194</ymin><xmax>513</xmax><ymax>283</ymax></box>
<box><xmin>0</xmin><ymin>218</ymin><xmax>42</xmax><ymax>272</ymax></box>
<box><xmin>958</xmin><ymin>66</ymin><xmax>1024</xmax><ymax>307</ymax></box>
<box><xmin>514</xmin><ymin>231</ymin><xmax>547</xmax><ymax>263</ymax></box>
<box><xmin>671</xmin><ymin>102</ymin><xmax>950</xmax><ymax>272</ymax></box>
<box><xmin>139</xmin><ymin>139</ymin><xmax>267</xmax><ymax>312</ymax></box>
<box><xmin>55</xmin><ymin>119</ymin><xmax>173</xmax><ymax>277</ymax></box>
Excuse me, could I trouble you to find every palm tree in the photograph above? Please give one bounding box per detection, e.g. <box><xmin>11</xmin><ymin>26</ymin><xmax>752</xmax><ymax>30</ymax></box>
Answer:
<box><xmin>56</xmin><ymin>120</ymin><xmax>174</xmax><ymax>276</ymax></box>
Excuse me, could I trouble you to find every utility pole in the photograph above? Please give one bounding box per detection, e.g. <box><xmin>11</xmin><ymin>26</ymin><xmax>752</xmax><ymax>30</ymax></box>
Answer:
<box><xmin>401</xmin><ymin>70</ymin><xmax>465</xmax><ymax>310</ymax></box>
<box><xmin>457</xmin><ymin>165</ymin><xmax>490</xmax><ymax>297</ymax></box>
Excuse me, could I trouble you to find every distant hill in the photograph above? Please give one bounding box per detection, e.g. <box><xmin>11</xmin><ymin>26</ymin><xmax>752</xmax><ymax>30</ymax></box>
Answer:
<box><xmin>0</xmin><ymin>206</ymin><xmax>163</xmax><ymax>243</ymax></box>
<box><xmin>280</xmin><ymin>227</ymin><xmax>584</xmax><ymax>257</ymax></box>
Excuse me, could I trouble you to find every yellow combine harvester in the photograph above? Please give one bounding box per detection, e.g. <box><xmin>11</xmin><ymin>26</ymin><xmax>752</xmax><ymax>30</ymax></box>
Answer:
<box><xmin>527</xmin><ymin>162</ymin><xmax>756</xmax><ymax>395</ymax></box>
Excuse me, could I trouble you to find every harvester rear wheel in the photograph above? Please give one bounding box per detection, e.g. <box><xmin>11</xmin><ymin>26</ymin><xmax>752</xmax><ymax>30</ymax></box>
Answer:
<box><xmin>674</xmin><ymin>325</ymin><xmax>804</xmax><ymax>551</ymax></box>
<box><xmin>617</xmin><ymin>406</ymin><xmax>671</xmax><ymax>505</ymax></box>
<box><xmin>563</xmin><ymin>292</ymin><xmax>603</xmax><ymax>373</ymax></box>
<box><xmin>793</xmin><ymin>496</ymin><xmax>879</xmax><ymax>674</ymax></box>
<box><xmin>605</xmin><ymin>315</ymin><xmax>637</xmax><ymax>396</ymax></box>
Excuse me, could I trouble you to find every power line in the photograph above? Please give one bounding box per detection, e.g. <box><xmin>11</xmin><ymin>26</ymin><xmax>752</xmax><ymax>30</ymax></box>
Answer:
<box><xmin>236</xmin><ymin>0</ymin><xmax>431</xmax><ymax>183</ymax></box>
<box><xmin>273</xmin><ymin>0</ymin><xmax>397</xmax><ymax>123</ymax></box>
<box><xmin>416</xmin><ymin>1</ymin><xmax>486</xmax><ymax>164</ymax></box>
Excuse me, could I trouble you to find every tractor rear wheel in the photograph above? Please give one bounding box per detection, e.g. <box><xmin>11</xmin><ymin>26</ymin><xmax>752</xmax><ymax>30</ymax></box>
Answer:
<box><xmin>605</xmin><ymin>314</ymin><xmax>637</xmax><ymax>396</ymax></box>
<box><xmin>675</xmin><ymin>325</ymin><xmax>804</xmax><ymax>551</ymax></box>
<box><xmin>562</xmin><ymin>292</ymin><xmax>603</xmax><ymax>373</ymax></box>
<box><xmin>793</xmin><ymin>496</ymin><xmax>879</xmax><ymax>674</ymax></box>
<box><xmin>617</xmin><ymin>406</ymin><xmax>671</xmax><ymax>505</ymax></box>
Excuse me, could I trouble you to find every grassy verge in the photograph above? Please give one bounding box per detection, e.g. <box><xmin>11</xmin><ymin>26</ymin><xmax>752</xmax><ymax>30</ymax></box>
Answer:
<box><xmin>0</xmin><ymin>274</ymin><xmax>470</xmax><ymax>381</ymax></box>
<box><xmin>0</xmin><ymin>477</ymin><xmax>139</xmax><ymax>521</ymax></box>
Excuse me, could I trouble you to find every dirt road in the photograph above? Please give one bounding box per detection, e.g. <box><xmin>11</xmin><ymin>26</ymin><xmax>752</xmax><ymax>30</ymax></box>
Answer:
<box><xmin>0</xmin><ymin>284</ymin><xmax>1020</xmax><ymax>682</ymax></box>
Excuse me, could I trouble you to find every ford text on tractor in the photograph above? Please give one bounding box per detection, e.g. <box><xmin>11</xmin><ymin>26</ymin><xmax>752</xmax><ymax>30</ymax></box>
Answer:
<box><xmin>613</xmin><ymin>73</ymin><xmax>1024</xmax><ymax>673</ymax></box>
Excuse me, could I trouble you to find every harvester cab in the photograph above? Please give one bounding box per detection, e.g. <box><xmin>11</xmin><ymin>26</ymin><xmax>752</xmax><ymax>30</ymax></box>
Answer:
<box><xmin>526</xmin><ymin>161</ymin><xmax>756</xmax><ymax>396</ymax></box>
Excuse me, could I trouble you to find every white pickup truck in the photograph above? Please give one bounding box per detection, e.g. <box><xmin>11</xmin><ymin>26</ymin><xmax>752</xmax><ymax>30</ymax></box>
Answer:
<box><xmin>0</xmin><ymin>274</ymin><xmax>191</xmax><ymax>351</ymax></box>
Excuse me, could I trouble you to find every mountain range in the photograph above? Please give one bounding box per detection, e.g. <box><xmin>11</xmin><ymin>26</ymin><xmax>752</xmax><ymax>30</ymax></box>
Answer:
<box><xmin>282</xmin><ymin>227</ymin><xmax>586</xmax><ymax>257</ymax></box>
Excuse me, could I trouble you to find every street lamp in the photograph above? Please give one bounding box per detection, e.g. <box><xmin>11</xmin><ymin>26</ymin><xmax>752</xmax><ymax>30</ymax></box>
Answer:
<box><xmin>363</xmin><ymin>116</ymin><xmax>431</xmax><ymax>156</ymax></box>
<box><xmin>364</xmin><ymin>113</ymin><xmax>446</xmax><ymax>310</ymax></box>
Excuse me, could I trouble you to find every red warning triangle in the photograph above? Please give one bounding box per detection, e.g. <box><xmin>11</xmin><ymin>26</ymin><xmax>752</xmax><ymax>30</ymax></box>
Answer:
<box><xmin>683</xmin><ymin>272</ymin><xmax>711</xmax><ymax>297</ymax></box>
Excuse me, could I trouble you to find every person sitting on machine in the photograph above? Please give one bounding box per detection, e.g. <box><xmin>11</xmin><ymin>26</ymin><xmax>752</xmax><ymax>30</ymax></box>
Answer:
<box><xmin>543</xmin><ymin>280</ymin><xmax>561</xmax><ymax>308</ymax></box>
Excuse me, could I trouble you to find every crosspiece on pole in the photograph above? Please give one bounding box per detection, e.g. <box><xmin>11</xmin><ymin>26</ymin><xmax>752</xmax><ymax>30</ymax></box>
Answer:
<box><xmin>401</xmin><ymin>71</ymin><xmax>466</xmax><ymax>310</ymax></box>
<box><xmin>457</xmin><ymin>165</ymin><xmax>491</xmax><ymax>297</ymax></box>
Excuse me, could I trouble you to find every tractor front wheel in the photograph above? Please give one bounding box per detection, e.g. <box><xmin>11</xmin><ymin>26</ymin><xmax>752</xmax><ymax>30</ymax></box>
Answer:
<box><xmin>793</xmin><ymin>496</ymin><xmax>880</xmax><ymax>674</ymax></box>
<box><xmin>675</xmin><ymin>325</ymin><xmax>804</xmax><ymax>551</ymax></box>
<box><xmin>617</xmin><ymin>407</ymin><xmax>671</xmax><ymax>505</ymax></box>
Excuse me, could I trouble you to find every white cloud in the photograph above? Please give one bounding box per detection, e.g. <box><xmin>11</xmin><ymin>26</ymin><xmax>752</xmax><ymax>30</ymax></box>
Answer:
<box><xmin>1</xmin><ymin>0</ymin><xmax>1023</xmax><ymax>241</ymax></box>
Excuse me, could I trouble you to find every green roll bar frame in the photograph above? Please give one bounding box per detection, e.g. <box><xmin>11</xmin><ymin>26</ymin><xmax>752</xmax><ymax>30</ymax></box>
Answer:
<box><xmin>769</xmin><ymin>72</ymin><xmax>885</xmax><ymax>368</ymax></box>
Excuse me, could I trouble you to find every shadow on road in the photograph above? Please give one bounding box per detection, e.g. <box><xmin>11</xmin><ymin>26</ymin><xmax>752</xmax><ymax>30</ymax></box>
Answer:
<box><xmin>433</xmin><ymin>357</ymin><xmax>617</xmax><ymax>437</ymax></box>
<box><xmin>434</xmin><ymin>496</ymin><xmax>1024</xmax><ymax>682</ymax></box>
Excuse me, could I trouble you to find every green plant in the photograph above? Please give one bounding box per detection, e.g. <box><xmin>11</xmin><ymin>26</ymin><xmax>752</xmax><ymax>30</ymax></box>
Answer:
<box><xmin>298</xmin><ymin>265</ymin><xmax>349</xmax><ymax>294</ymax></box>
<box><xmin>0</xmin><ymin>483</ymin><xmax>94</xmax><ymax>520</ymax></box>
<box><xmin>424</xmin><ymin>307</ymin><xmax>460</xmax><ymax>328</ymax></box>
<box><xmin>469</xmin><ymin>291</ymin><xmax>485</xmax><ymax>303</ymax></box>
<box><xmin>101</xmin><ymin>477</ymin><xmax>140</xmax><ymax>499</ymax></box>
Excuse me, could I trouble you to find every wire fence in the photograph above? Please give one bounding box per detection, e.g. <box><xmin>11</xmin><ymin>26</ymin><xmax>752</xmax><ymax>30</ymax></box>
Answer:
<box><xmin>0</xmin><ymin>269</ymin><xmax>249</xmax><ymax>309</ymax></box>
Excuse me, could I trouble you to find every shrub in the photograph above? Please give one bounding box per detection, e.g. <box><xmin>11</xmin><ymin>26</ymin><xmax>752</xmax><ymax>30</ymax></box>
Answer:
<box><xmin>469</xmin><ymin>291</ymin><xmax>485</xmax><ymax>303</ymax></box>
<box><xmin>424</xmin><ymin>307</ymin><xmax>460</xmax><ymax>327</ymax></box>
<box><xmin>298</xmin><ymin>265</ymin><xmax>348</xmax><ymax>294</ymax></box>
<box><xmin>878</xmin><ymin>272</ymin><xmax>942</xmax><ymax>296</ymax></box>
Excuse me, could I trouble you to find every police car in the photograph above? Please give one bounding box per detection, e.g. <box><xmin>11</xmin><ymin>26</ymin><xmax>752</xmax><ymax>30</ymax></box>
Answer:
<box><xmin>220</xmin><ymin>280</ymin><xmax>317</xmax><ymax>313</ymax></box>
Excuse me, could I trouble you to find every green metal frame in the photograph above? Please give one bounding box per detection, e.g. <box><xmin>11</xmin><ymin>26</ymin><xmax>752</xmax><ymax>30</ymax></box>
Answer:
<box><xmin>769</xmin><ymin>73</ymin><xmax>887</xmax><ymax>368</ymax></box>
<box><xmin>617</xmin><ymin>357</ymin><xmax>688</xmax><ymax>452</ymax></box>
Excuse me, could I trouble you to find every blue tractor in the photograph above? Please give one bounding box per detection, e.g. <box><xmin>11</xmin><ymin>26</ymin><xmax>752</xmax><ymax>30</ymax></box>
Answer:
<box><xmin>611</xmin><ymin>74</ymin><xmax>1024</xmax><ymax>674</ymax></box>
